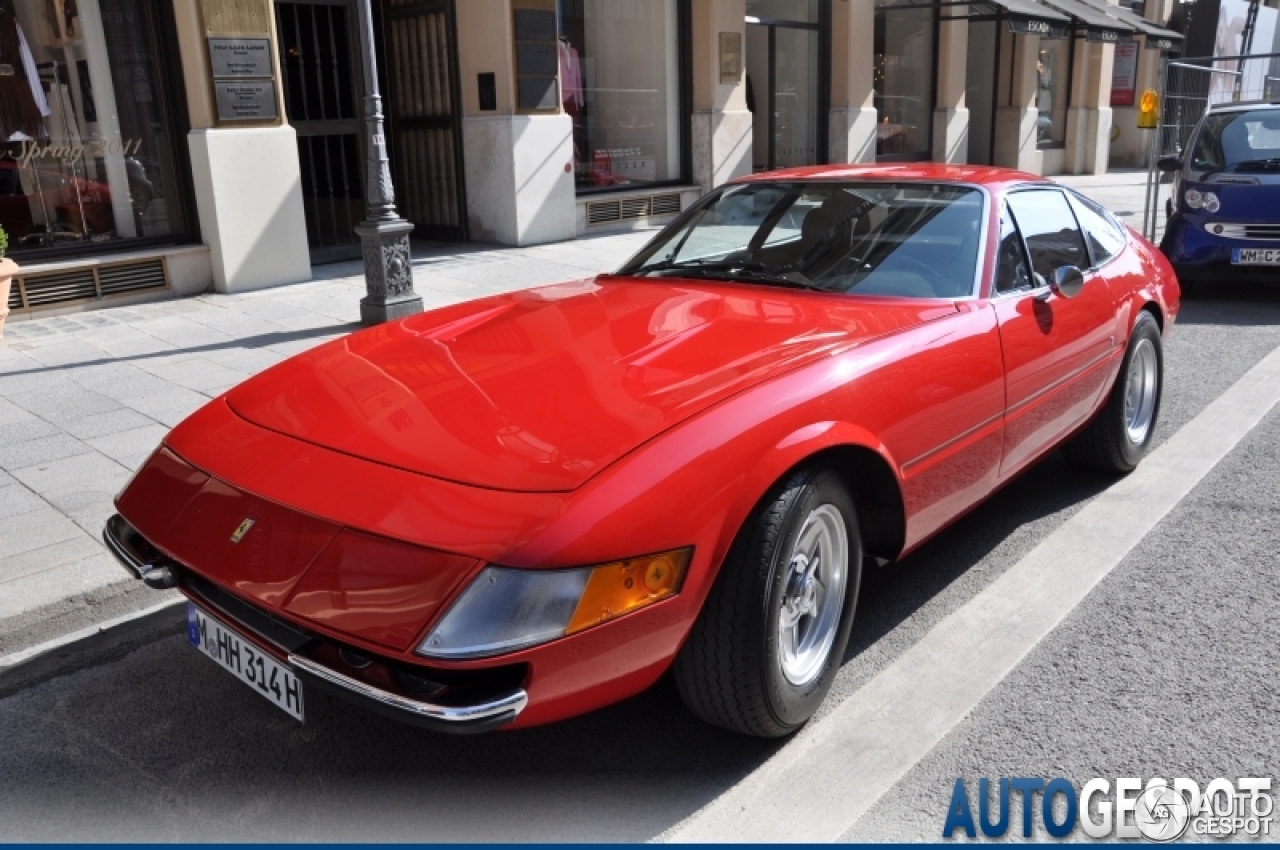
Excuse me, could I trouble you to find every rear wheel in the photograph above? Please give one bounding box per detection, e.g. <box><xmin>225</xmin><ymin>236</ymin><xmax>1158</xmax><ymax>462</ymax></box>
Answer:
<box><xmin>1063</xmin><ymin>310</ymin><xmax>1163</xmax><ymax>473</ymax></box>
<box><xmin>673</xmin><ymin>466</ymin><xmax>862</xmax><ymax>737</ymax></box>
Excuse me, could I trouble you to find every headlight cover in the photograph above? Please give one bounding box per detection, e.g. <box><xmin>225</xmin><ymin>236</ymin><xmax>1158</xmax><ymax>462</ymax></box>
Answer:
<box><xmin>417</xmin><ymin>548</ymin><xmax>692</xmax><ymax>660</ymax></box>
<box><xmin>1184</xmin><ymin>188</ymin><xmax>1203</xmax><ymax>209</ymax></box>
<box><xmin>1202</xmin><ymin>191</ymin><xmax>1221</xmax><ymax>213</ymax></box>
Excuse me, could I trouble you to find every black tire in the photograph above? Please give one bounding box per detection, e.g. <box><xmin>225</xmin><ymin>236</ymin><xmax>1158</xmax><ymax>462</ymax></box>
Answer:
<box><xmin>1063</xmin><ymin>311</ymin><xmax>1163</xmax><ymax>474</ymax></box>
<box><xmin>672</xmin><ymin>466</ymin><xmax>862</xmax><ymax>738</ymax></box>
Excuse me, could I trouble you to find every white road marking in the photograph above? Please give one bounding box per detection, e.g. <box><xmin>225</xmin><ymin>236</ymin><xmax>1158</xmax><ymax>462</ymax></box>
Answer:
<box><xmin>667</xmin><ymin>341</ymin><xmax>1280</xmax><ymax>843</ymax></box>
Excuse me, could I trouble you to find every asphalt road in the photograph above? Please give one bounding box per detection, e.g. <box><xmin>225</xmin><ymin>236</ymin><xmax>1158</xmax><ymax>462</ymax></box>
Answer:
<box><xmin>2</xmin><ymin>283</ymin><xmax>1279</xmax><ymax>842</ymax></box>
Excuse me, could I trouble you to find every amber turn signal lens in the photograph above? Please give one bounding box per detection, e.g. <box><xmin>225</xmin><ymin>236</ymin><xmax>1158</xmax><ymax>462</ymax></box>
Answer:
<box><xmin>564</xmin><ymin>548</ymin><xmax>693</xmax><ymax>635</ymax></box>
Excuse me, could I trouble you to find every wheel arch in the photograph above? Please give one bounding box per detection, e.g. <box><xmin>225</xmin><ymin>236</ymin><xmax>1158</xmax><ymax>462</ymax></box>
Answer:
<box><xmin>726</xmin><ymin>432</ymin><xmax>907</xmax><ymax>569</ymax></box>
<box><xmin>804</xmin><ymin>444</ymin><xmax>906</xmax><ymax>562</ymax></box>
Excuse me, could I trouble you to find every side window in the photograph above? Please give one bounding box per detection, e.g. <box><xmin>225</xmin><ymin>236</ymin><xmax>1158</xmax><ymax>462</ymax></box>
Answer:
<box><xmin>1006</xmin><ymin>189</ymin><xmax>1089</xmax><ymax>282</ymax></box>
<box><xmin>1067</xmin><ymin>192</ymin><xmax>1127</xmax><ymax>267</ymax></box>
<box><xmin>996</xmin><ymin>202</ymin><xmax>1033</xmax><ymax>294</ymax></box>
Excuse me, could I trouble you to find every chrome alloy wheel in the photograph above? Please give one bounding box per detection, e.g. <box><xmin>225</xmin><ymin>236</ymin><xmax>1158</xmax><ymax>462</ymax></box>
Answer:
<box><xmin>776</xmin><ymin>504</ymin><xmax>848</xmax><ymax>687</ymax></box>
<box><xmin>1124</xmin><ymin>337</ymin><xmax>1159</xmax><ymax>445</ymax></box>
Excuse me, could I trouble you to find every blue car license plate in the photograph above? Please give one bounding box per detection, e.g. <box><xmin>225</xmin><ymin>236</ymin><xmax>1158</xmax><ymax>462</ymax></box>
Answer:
<box><xmin>1232</xmin><ymin>248</ymin><xmax>1280</xmax><ymax>265</ymax></box>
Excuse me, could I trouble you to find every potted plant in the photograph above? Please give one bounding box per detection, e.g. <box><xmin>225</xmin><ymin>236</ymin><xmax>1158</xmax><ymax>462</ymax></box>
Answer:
<box><xmin>0</xmin><ymin>225</ymin><xmax>14</xmax><ymax>338</ymax></box>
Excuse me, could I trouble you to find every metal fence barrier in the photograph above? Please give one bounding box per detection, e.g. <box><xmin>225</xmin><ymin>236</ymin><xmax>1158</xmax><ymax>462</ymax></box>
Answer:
<box><xmin>1142</xmin><ymin>51</ymin><xmax>1280</xmax><ymax>242</ymax></box>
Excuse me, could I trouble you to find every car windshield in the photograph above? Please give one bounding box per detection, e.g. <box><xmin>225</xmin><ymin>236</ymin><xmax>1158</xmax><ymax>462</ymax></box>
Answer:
<box><xmin>1190</xmin><ymin>109</ymin><xmax>1280</xmax><ymax>173</ymax></box>
<box><xmin>618</xmin><ymin>181</ymin><xmax>984</xmax><ymax>298</ymax></box>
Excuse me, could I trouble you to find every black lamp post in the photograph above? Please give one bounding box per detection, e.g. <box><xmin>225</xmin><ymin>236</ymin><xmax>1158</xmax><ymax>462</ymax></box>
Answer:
<box><xmin>354</xmin><ymin>0</ymin><xmax>422</xmax><ymax>325</ymax></box>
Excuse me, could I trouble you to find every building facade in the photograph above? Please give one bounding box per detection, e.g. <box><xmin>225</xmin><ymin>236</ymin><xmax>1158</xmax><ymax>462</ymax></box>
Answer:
<box><xmin>0</xmin><ymin>0</ymin><xmax>1238</xmax><ymax>314</ymax></box>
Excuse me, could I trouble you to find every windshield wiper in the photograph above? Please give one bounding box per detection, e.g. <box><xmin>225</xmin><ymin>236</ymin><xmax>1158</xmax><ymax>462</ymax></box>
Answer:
<box><xmin>639</xmin><ymin>259</ymin><xmax>830</xmax><ymax>291</ymax></box>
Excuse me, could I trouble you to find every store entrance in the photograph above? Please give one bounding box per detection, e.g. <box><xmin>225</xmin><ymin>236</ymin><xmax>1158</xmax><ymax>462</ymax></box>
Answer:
<box><xmin>745</xmin><ymin>11</ymin><xmax>824</xmax><ymax>171</ymax></box>
<box><xmin>276</xmin><ymin>0</ymin><xmax>365</xmax><ymax>264</ymax></box>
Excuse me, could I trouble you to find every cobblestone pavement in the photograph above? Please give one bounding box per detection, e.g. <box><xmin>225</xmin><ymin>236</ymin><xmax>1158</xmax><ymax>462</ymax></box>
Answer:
<box><xmin>0</xmin><ymin>172</ymin><xmax>1149</xmax><ymax>656</ymax></box>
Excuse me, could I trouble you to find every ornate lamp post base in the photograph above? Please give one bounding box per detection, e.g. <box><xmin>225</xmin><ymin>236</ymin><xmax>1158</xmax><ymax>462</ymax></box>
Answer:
<box><xmin>356</xmin><ymin>219</ymin><xmax>423</xmax><ymax>326</ymax></box>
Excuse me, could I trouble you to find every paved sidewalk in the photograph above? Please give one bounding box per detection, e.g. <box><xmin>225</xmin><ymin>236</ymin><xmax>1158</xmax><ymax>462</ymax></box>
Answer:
<box><xmin>0</xmin><ymin>171</ymin><xmax>1153</xmax><ymax>660</ymax></box>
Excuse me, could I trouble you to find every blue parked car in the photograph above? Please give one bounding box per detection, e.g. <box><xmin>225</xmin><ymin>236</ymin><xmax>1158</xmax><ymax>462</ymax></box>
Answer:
<box><xmin>1159</xmin><ymin>101</ymin><xmax>1280</xmax><ymax>288</ymax></box>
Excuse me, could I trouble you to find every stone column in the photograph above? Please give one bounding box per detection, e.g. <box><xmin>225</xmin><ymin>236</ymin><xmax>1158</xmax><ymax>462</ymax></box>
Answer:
<box><xmin>994</xmin><ymin>32</ymin><xmax>1043</xmax><ymax>173</ymax></box>
<box><xmin>932</xmin><ymin>10</ymin><xmax>970</xmax><ymax>163</ymax></box>
<box><xmin>829</xmin><ymin>0</ymin><xmax>878</xmax><ymax>163</ymax></box>
<box><xmin>174</xmin><ymin>0</ymin><xmax>311</xmax><ymax>293</ymax></box>
<box><xmin>1064</xmin><ymin>39</ymin><xmax>1116</xmax><ymax>174</ymax></box>
<box><xmin>455</xmin><ymin>0</ymin><xmax>575</xmax><ymax>246</ymax></box>
<box><xmin>690</xmin><ymin>0</ymin><xmax>752</xmax><ymax>191</ymax></box>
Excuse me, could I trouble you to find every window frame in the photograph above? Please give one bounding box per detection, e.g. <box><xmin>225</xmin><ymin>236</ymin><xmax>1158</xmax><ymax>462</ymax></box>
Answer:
<box><xmin>1000</xmin><ymin>184</ymin><xmax>1091</xmax><ymax>295</ymax></box>
<box><xmin>1063</xmin><ymin>188</ymin><xmax>1128</xmax><ymax>270</ymax></box>
<box><xmin>993</xmin><ymin>198</ymin><xmax>1037</xmax><ymax>297</ymax></box>
<box><xmin>563</xmin><ymin>0</ymin><xmax>695</xmax><ymax>198</ymax></box>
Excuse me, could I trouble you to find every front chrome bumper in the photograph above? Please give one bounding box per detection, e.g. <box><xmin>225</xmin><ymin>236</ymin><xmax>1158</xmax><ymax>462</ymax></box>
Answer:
<box><xmin>102</xmin><ymin>513</ymin><xmax>177</xmax><ymax>589</ymax></box>
<box><xmin>103</xmin><ymin>512</ymin><xmax>529</xmax><ymax>733</ymax></box>
<box><xmin>289</xmin><ymin>654</ymin><xmax>528</xmax><ymax>732</ymax></box>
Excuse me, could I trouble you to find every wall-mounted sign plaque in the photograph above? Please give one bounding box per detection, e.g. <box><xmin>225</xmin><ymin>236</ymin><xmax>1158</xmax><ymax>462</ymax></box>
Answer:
<box><xmin>208</xmin><ymin>37</ymin><xmax>273</xmax><ymax>77</ymax></box>
<box><xmin>214</xmin><ymin>80</ymin><xmax>280</xmax><ymax>121</ymax></box>
<box><xmin>719</xmin><ymin>32</ymin><xmax>742</xmax><ymax>84</ymax></box>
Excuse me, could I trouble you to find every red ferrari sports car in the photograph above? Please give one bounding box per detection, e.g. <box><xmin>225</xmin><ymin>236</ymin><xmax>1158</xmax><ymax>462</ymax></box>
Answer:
<box><xmin>106</xmin><ymin>165</ymin><xmax>1179</xmax><ymax>737</ymax></box>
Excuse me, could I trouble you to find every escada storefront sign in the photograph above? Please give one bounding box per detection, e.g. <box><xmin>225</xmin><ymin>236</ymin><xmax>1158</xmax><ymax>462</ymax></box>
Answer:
<box><xmin>1008</xmin><ymin>17</ymin><xmax>1068</xmax><ymax>39</ymax></box>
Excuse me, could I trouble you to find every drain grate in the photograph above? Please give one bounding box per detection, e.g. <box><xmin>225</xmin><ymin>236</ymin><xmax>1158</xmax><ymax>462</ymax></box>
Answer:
<box><xmin>585</xmin><ymin>191</ymin><xmax>683</xmax><ymax>226</ymax></box>
<box><xmin>8</xmin><ymin>258</ymin><xmax>169</xmax><ymax>311</ymax></box>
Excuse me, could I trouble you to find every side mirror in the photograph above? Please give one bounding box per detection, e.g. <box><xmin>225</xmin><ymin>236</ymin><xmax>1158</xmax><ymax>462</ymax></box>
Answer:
<box><xmin>1156</xmin><ymin>155</ymin><xmax>1183</xmax><ymax>173</ymax></box>
<box><xmin>1052</xmin><ymin>265</ymin><xmax>1086</xmax><ymax>298</ymax></box>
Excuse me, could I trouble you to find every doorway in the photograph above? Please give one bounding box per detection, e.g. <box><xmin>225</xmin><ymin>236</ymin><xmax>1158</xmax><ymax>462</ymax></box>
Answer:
<box><xmin>276</xmin><ymin>0</ymin><xmax>366</xmax><ymax>264</ymax></box>
<box><xmin>745</xmin><ymin>7</ymin><xmax>827</xmax><ymax>171</ymax></box>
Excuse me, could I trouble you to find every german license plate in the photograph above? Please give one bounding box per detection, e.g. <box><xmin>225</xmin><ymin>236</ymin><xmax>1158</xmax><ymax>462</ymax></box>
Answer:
<box><xmin>187</xmin><ymin>603</ymin><xmax>304</xmax><ymax>721</ymax></box>
<box><xmin>1232</xmin><ymin>248</ymin><xmax>1280</xmax><ymax>265</ymax></box>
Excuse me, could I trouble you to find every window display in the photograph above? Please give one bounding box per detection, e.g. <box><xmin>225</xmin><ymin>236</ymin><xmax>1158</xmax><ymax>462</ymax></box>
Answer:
<box><xmin>0</xmin><ymin>0</ymin><xmax>185</xmax><ymax>256</ymax></box>
<box><xmin>874</xmin><ymin>0</ymin><xmax>934</xmax><ymax>160</ymax></box>
<box><xmin>1036</xmin><ymin>37</ymin><xmax>1070</xmax><ymax>146</ymax></box>
<box><xmin>558</xmin><ymin>0</ymin><xmax>684</xmax><ymax>192</ymax></box>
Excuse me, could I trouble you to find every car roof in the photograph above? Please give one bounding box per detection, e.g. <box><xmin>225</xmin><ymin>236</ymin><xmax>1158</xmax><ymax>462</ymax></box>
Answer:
<box><xmin>1206</xmin><ymin>99</ymin><xmax>1280</xmax><ymax>114</ymax></box>
<box><xmin>729</xmin><ymin>163</ymin><xmax>1049</xmax><ymax>190</ymax></box>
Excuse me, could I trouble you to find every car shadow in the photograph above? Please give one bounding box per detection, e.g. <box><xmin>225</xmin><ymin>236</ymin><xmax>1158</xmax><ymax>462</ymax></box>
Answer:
<box><xmin>0</xmin><ymin>453</ymin><xmax>1121</xmax><ymax>843</ymax></box>
<box><xmin>1175</xmin><ymin>282</ymin><xmax>1280</xmax><ymax>325</ymax></box>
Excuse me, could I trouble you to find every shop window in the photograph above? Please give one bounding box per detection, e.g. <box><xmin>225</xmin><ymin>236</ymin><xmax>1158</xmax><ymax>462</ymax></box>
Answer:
<box><xmin>874</xmin><ymin>0</ymin><xmax>934</xmax><ymax>161</ymax></box>
<box><xmin>559</xmin><ymin>0</ymin><xmax>686</xmax><ymax>194</ymax></box>
<box><xmin>0</xmin><ymin>0</ymin><xmax>185</xmax><ymax>257</ymax></box>
<box><xmin>1036</xmin><ymin>37</ymin><xmax>1071</xmax><ymax>148</ymax></box>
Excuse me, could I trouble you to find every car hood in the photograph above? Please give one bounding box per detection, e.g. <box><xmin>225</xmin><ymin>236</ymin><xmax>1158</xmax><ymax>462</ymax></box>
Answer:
<box><xmin>226</xmin><ymin>277</ymin><xmax>951</xmax><ymax>492</ymax></box>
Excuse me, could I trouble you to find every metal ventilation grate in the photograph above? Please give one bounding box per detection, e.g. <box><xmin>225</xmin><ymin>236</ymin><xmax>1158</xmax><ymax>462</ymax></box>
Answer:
<box><xmin>22</xmin><ymin>269</ymin><xmax>97</xmax><ymax>307</ymax></box>
<box><xmin>8</xmin><ymin>258</ymin><xmax>169</xmax><ymax>311</ymax></box>
<box><xmin>98</xmin><ymin>259</ymin><xmax>167</xmax><ymax>296</ymax></box>
<box><xmin>585</xmin><ymin>191</ymin><xmax>683</xmax><ymax>226</ymax></box>
<box><xmin>651</xmin><ymin>193</ymin><xmax>682</xmax><ymax>216</ymax></box>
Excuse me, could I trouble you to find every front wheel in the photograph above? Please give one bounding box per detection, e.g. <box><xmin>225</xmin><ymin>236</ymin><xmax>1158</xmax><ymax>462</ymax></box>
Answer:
<box><xmin>673</xmin><ymin>467</ymin><xmax>862</xmax><ymax>737</ymax></box>
<box><xmin>1063</xmin><ymin>310</ymin><xmax>1163</xmax><ymax>473</ymax></box>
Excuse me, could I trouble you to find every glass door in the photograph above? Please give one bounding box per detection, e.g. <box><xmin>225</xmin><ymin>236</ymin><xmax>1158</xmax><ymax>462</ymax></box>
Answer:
<box><xmin>744</xmin><ymin>2</ymin><xmax>825</xmax><ymax>171</ymax></box>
